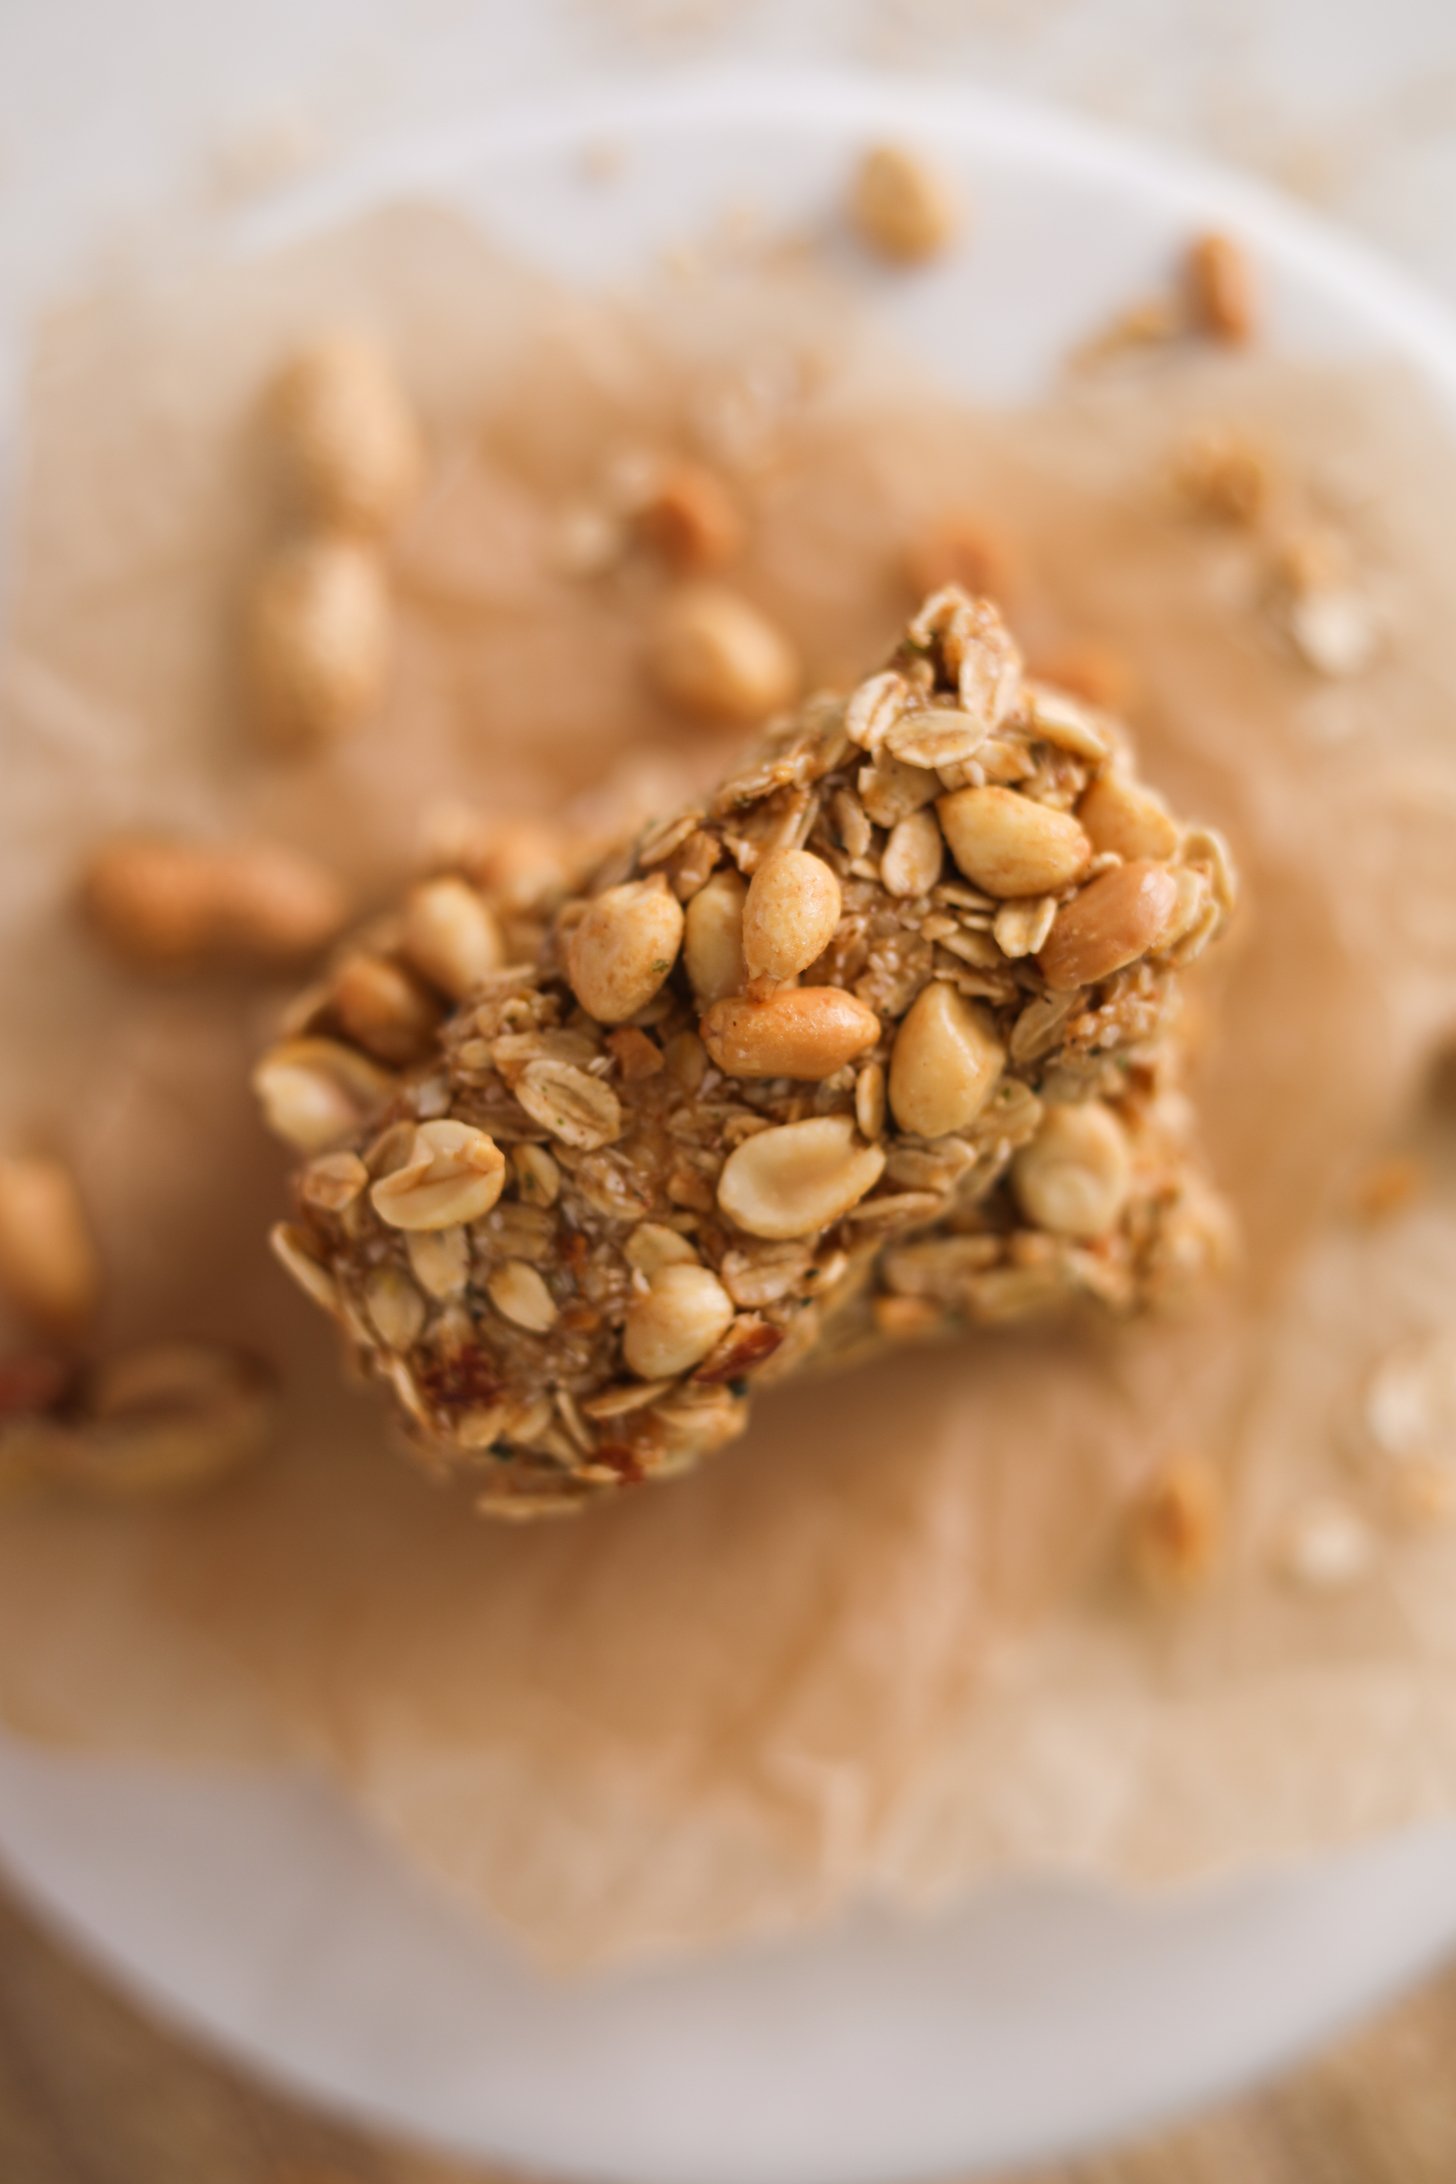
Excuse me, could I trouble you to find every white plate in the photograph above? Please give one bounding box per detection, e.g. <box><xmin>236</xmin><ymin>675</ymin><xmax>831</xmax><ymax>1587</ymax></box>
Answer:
<box><xmin>6</xmin><ymin>72</ymin><xmax>1456</xmax><ymax>2184</ymax></box>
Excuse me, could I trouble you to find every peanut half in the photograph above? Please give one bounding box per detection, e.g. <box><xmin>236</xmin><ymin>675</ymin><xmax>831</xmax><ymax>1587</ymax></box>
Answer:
<box><xmin>717</xmin><ymin>1115</ymin><xmax>885</xmax><ymax>1240</ymax></box>
<box><xmin>1037</xmin><ymin>859</ymin><xmax>1178</xmax><ymax>991</ymax></box>
<box><xmin>888</xmin><ymin>981</ymin><xmax>1005</xmax><ymax>1139</ymax></box>
<box><xmin>937</xmin><ymin>786</ymin><xmax>1090</xmax><ymax>899</ymax></box>
<box><xmin>700</xmin><ymin>988</ymin><xmax>879</xmax><ymax>1080</ymax></box>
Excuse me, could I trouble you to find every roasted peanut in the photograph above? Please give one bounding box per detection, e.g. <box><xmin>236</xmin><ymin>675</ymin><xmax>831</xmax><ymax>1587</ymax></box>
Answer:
<box><xmin>1037</xmin><ymin>859</ymin><xmax>1179</xmax><ymax>991</ymax></box>
<box><xmin>567</xmin><ymin>877</ymin><xmax>685</xmax><ymax>1022</ymax></box>
<box><xmin>252</xmin><ymin>1037</ymin><xmax>396</xmax><ymax>1153</ymax></box>
<box><xmin>0</xmin><ymin>1155</ymin><xmax>101</xmax><ymax>1334</ymax></box>
<box><xmin>1012</xmin><ymin>1100</ymin><xmax>1132</xmax><ymax>1239</ymax></box>
<box><xmin>851</xmin><ymin>143</ymin><xmax>960</xmax><ymax>263</ymax></box>
<box><xmin>701</xmin><ymin>988</ymin><xmax>880</xmax><ymax>1080</ymax></box>
<box><xmin>330</xmin><ymin>951</ymin><xmax>442</xmax><ymax>1065</ymax></box>
<box><xmin>623</xmin><ymin>1263</ymin><xmax>735</xmax><ymax>1378</ymax></box>
<box><xmin>271</xmin><ymin>334</ymin><xmax>424</xmax><ymax>534</ymax></box>
<box><xmin>741</xmin><ymin>849</ymin><xmax>841</xmax><ymax>981</ymax></box>
<box><xmin>1078</xmin><ymin>773</ymin><xmax>1180</xmax><ymax>862</ymax></box>
<box><xmin>888</xmin><ymin>981</ymin><xmax>1004</xmax><ymax>1138</ymax></box>
<box><xmin>634</xmin><ymin>458</ymin><xmax>745</xmax><ymax>570</ymax></box>
<box><xmin>937</xmin><ymin>786</ymin><xmax>1090</xmax><ymax>898</ymax></box>
<box><xmin>401</xmin><ymin>876</ymin><xmax>504</xmax><ymax>1000</ymax></box>
<box><xmin>903</xmin><ymin>514</ymin><xmax>1016</xmax><ymax>609</ymax></box>
<box><xmin>717</xmin><ymin>1115</ymin><xmax>885</xmax><ymax>1240</ymax></box>
<box><xmin>683</xmin><ymin>868</ymin><xmax>748</xmax><ymax>1003</ymax></box>
<box><xmin>83</xmin><ymin>836</ymin><xmax>348</xmax><ymax>969</ymax></box>
<box><xmin>251</xmin><ymin>535</ymin><xmax>390</xmax><ymax>748</ymax></box>
<box><xmin>370</xmin><ymin>1119</ymin><xmax>506</xmax><ymax>1230</ymax></box>
<box><xmin>649</xmin><ymin>584</ymin><xmax>798</xmax><ymax>723</ymax></box>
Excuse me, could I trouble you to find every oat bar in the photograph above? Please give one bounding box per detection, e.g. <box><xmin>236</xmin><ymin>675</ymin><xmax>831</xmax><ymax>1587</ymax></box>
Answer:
<box><xmin>257</xmin><ymin>591</ymin><xmax>1236</xmax><ymax>1514</ymax></box>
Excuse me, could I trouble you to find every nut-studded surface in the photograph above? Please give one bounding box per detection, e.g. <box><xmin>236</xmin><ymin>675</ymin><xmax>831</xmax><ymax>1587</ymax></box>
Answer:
<box><xmin>259</xmin><ymin>592</ymin><xmax>1237</xmax><ymax>1514</ymax></box>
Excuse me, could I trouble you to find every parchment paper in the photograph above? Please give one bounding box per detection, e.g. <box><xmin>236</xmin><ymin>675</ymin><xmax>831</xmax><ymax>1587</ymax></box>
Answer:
<box><xmin>1</xmin><ymin>206</ymin><xmax>1455</xmax><ymax>1967</ymax></box>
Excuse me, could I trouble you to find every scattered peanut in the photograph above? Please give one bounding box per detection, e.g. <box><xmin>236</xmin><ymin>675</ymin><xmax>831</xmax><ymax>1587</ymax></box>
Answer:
<box><xmin>717</xmin><ymin>1115</ymin><xmax>886</xmax><ymax>1240</ymax></box>
<box><xmin>401</xmin><ymin>877</ymin><xmax>504</xmax><ymax>1000</ymax></box>
<box><xmin>0</xmin><ymin>1154</ymin><xmax>101</xmax><ymax>1334</ymax></box>
<box><xmin>270</xmin><ymin>334</ymin><xmax>424</xmax><ymax>534</ymax></box>
<box><xmin>567</xmin><ymin>878</ymin><xmax>685</xmax><ymax>1022</ymax></box>
<box><xmin>623</xmin><ymin>1263</ymin><xmax>735</xmax><ymax>1378</ymax></box>
<box><xmin>903</xmin><ymin>514</ymin><xmax>1016</xmax><ymax>608</ymax></box>
<box><xmin>851</xmin><ymin>143</ymin><xmax>960</xmax><ymax>263</ymax></box>
<box><xmin>370</xmin><ymin>1119</ymin><xmax>506</xmax><ymax>1230</ymax></box>
<box><xmin>1012</xmin><ymin>1101</ymin><xmax>1132</xmax><ymax>1239</ymax></box>
<box><xmin>701</xmin><ymin>988</ymin><xmax>880</xmax><ymax>1080</ymax></box>
<box><xmin>634</xmin><ymin>458</ymin><xmax>745</xmax><ymax>570</ymax></box>
<box><xmin>741</xmin><ymin>848</ymin><xmax>841</xmax><ymax>981</ymax></box>
<box><xmin>83</xmin><ymin>836</ymin><xmax>348</xmax><ymax>970</ymax></box>
<box><xmin>683</xmin><ymin>868</ymin><xmax>748</xmax><ymax>1003</ymax></box>
<box><xmin>649</xmin><ymin>583</ymin><xmax>799</xmax><ymax>723</ymax></box>
<box><xmin>251</xmin><ymin>535</ymin><xmax>391</xmax><ymax>749</ymax></box>
<box><xmin>888</xmin><ymin>980</ymin><xmax>1004</xmax><ymax>1138</ymax></box>
<box><xmin>937</xmin><ymin>786</ymin><xmax>1091</xmax><ymax>898</ymax></box>
<box><xmin>1130</xmin><ymin>1453</ymin><xmax>1224</xmax><ymax>1598</ymax></box>
<box><xmin>1187</xmin><ymin>231</ymin><xmax>1255</xmax><ymax>344</ymax></box>
<box><xmin>1037</xmin><ymin>858</ymin><xmax>1179</xmax><ymax>991</ymax></box>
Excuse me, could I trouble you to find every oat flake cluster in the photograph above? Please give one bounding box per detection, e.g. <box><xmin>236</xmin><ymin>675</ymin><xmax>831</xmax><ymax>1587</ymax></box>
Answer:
<box><xmin>258</xmin><ymin>590</ymin><xmax>1237</xmax><ymax>1515</ymax></box>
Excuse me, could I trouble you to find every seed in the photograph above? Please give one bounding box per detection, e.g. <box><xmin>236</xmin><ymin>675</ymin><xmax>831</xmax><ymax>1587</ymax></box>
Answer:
<box><xmin>622</xmin><ymin>1263</ymin><xmax>736</xmax><ymax>1378</ymax></box>
<box><xmin>888</xmin><ymin>980</ymin><xmax>1004</xmax><ymax>1139</ymax></box>
<box><xmin>402</xmin><ymin>877</ymin><xmax>503</xmax><ymax>1000</ymax></box>
<box><xmin>1187</xmin><ymin>231</ymin><xmax>1255</xmax><ymax>343</ymax></box>
<box><xmin>717</xmin><ymin>1114</ymin><xmax>885</xmax><ymax>1241</ymax></box>
<box><xmin>511</xmin><ymin>1143</ymin><xmax>561</xmax><ymax>1206</ymax></box>
<box><xmin>270</xmin><ymin>334</ymin><xmax>424</xmax><ymax>533</ymax></box>
<box><xmin>1078</xmin><ymin>773</ymin><xmax>1180</xmax><ymax>861</ymax></box>
<box><xmin>742</xmin><ymin>848</ymin><xmax>841</xmax><ymax>981</ymax></box>
<box><xmin>0</xmin><ymin>1155</ymin><xmax>100</xmax><ymax>1333</ymax></box>
<box><xmin>330</xmin><ymin>951</ymin><xmax>442</xmax><ymax>1064</ymax></box>
<box><xmin>700</xmin><ymin>988</ymin><xmax>880</xmax><ymax>1080</ymax></box>
<box><xmin>370</xmin><ymin>1118</ymin><xmax>506</xmax><ymax>1230</ymax></box>
<box><xmin>855</xmin><ymin>1059</ymin><xmax>887</xmax><ymax>1138</ymax></box>
<box><xmin>514</xmin><ymin>1058</ymin><xmax>623</xmax><ymax>1149</ymax></box>
<box><xmin>406</xmin><ymin>1225</ymin><xmax>470</xmax><ymax>1298</ymax></box>
<box><xmin>850</xmin><ymin>142</ymin><xmax>960</xmax><ymax>263</ymax></box>
<box><xmin>1129</xmin><ymin>1453</ymin><xmax>1223</xmax><ymax>1598</ymax></box>
<box><xmin>250</xmin><ymin>535</ymin><xmax>391</xmax><ymax>749</ymax></box>
<box><xmin>364</xmin><ymin>1265</ymin><xmax>428</xmax><ymax>1349</ymax></box>
<box><xmin>299</xmin><ymin>1149</ymin><xmax>368</xmax><ymax>1213</ymax></box>
<box><xmin>649</xmin><ymin>583</ymin><xmax>799</xmax><ymax>723</ymax></box>
<box><xmin>607</xmin><ymin>1026</ymin><xmax>663</xmax><ymax>1080</ymax></box>
<box><xmin>634</xmin><ymin>458</ymin><xmax>745</xmax><ymax>570</ymax></box>
<box><xmin>881</xmin><ymin>808</ymin><xmax>943</xmax><ymax>897</ymax></box>
<box><xmin>269</xmin><ymin>1222</ymin><xmax>343</xmax><ymax>1315</ymax></box>
<box><xmin>1037</xmin><ymin>858</ymin><xmax>1179</xmax><ymax>991</ymax></box>
<box><xmin>486</xmin><ymin>1260</ymin><xmax>559</xmax><ymax>1334</ymax></box>
<box><xmin>1012</xmin><ymin>1101</ymin><xmax>1131</xmax><ymax>1239</ymax></box>
<box><xmin>683</xmin><ymin>868</ymin><xmax>748</xmax><ymax>1003</ymax></box>
<box><xmin>567</xmin><ymin>877</ymin><xmax>684</xmax><ymax>1022</ymax></box>
<box><xmin>937</xmin><ymin>786</ymin><xmax>1091</xmax><ymax>898</ymax></box>
<box><xmin>252</xmin><ymin>1037</ymin><xmax>395</xmax><ymax>1152</ymax></box>
<box><xmin>624</xmin><ymin>1222</ymin><xmax>700</xmax><ymax>1275</ymax></box>
<box><xmin>883</xmin><ymin>708</ymin><xmax>988</xmax><ymax>770</ymax></box>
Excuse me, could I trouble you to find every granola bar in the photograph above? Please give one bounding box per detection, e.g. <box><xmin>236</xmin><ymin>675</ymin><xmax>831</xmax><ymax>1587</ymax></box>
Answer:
<box><xmin>257</xmin><ymin>591</ymin><xmax>1236</xmax><ymax>1515</ymax></box>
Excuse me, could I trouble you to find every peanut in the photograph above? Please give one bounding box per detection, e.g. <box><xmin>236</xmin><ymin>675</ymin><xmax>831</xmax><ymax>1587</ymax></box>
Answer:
<box><xmin>683</xmin><ymin>868</ymin><xmax>748</xmax><ymax>1004</ymax></box>
<box><xmin>1037</xmin><ymin>858</ymin><xmax>1178</xmax><ymax>991</ymax></box>
<box><xmin>851</xmin><ymin>143</ymin><xmax>960</xmax><ymax>263</ymax></box>
<box><xmin>252</xmin><ymin>1037</ymin><xmax>395</xmax><ymax>1153</ymax></box>
<box><xmin>937</xmin><ymin>786</ymin><xmax>1090</xmax><ymax>899</ymax></box>
<box><xmin>567</xmin><ymin>877</ymin><xmax>685</xmax><ymax>1022</ymax></box>
<box><xmin>622</xmin><ymin>1263</ymin><xmax>735</xmax><ymax>1378</ymax></box>
<box><xmin>83</xmin><ymin>836</ymin><xmax>348</xmax><ymax>969</ymax></box>
<box><xmin>370</xmin><ymin>1119</ymin><xmax>506</xmax><ymax>1231</ymax></box>
<box><xmin>271</xmin><ymin>335</ymin><xmax>424</xmax><ymax>534</ymax></box>
<box><xmin>717</xmin><ymin>1114</ymin><xmax>886</xmax><ymax>1241</ymax></box>
<box><xmin>0</xmin><ymin>1155</ymin><xmax>101</xmax><ymax>1334</ymax></box>
<box><xmin>888</xmin><ymin>980</ymin><xmax>1004</xmax><ymax>1138</ymax></box>
<box><xmin>903</xmin><ymin>513</ymin><xmax>1016</xmax><ymax>609</ymax></box>
<box><xmin>741</xmin><ymin>849</ymin><xmax>841</xmax><ymax>981</ymax></box>
<box><xmin>649</xmin><ymin>584</ymin><xmax>799</xmax><ymax>723</ymax></box>
<box><xmin>1078</xmin><ymin>774</ymin><xmax>1180</xmax><ymax>862</ymax></box>
<box><xmin>1012</xmin><ymin>1101</ymin><xmax>1132</xmax><ymax>1239</ymax></box>
<box><xmin>330</xmin><ymin>951</ymin><xmax>442</xmax><ymax>1065</ymax></box>
<box><xmin>1187</xmin><ymin>231</ymin><xmax>1255</xmax><ymax>344</ymax></box>
<box><xmin>700</xmin><ymin>988</ymin><xmax>879</xmax><ymax>1080</ymax></box>
<box><xmin>251</xmin><ymin>535</ymin><xmax>390</xmax><ymax>748</ymax></box>
<box><xmin>634</xmin><ymin>458</ymin><xmax>745</xmax><ymax>571</ymax></box>
<box><xmin>402</xmin><ymin>876</ymin><xmax>504</xmax><ymax>1000</ymax></box>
